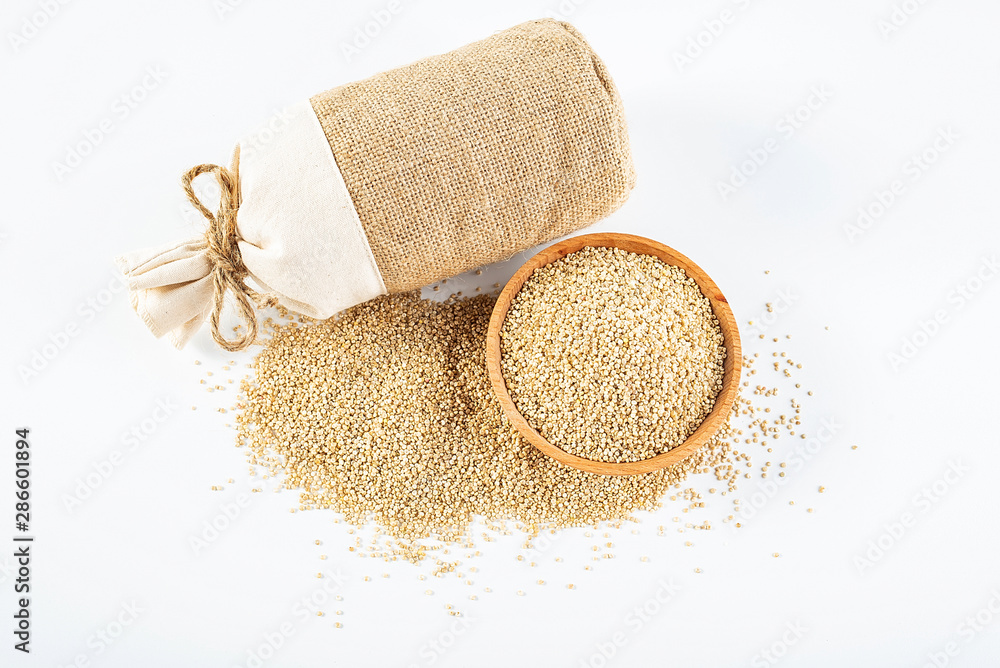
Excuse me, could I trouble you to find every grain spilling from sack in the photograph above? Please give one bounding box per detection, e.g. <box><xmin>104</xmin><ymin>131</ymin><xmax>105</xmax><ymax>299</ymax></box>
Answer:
<box><xmin>499</xmin><ymin>246</ymin><xmax>726</xmax><ymax>463</ymax></box>
<box><xmin>235</xmin><ymin>292</ymin><xmax>740</xmax><ymax>557</ymax></box>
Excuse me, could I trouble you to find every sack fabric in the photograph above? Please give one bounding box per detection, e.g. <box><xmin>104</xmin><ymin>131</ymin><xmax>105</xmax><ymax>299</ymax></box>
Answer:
<box><xmin>310</xmin><ymin>18</ymin><xmax>635</xmax><ymax>292</ymax></box>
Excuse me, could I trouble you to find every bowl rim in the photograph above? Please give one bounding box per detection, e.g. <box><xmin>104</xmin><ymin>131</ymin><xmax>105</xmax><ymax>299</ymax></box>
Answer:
<box><xmin>485</xmin><ymin>232</ymin><xmax>742</xmax><ymax>476</ymax></box>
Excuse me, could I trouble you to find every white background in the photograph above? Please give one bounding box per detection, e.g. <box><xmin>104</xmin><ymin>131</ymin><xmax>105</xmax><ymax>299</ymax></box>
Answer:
<box><xmin>3</xmin><ymin>0</ymin><xmax>1000</xmax><ymax>666</ymax></box>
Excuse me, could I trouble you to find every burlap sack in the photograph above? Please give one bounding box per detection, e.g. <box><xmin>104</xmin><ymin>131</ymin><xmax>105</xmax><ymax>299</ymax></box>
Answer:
<box><xmin>312</xmin><ymin>19</ymin><xmax>634</xmax><ymax>291</ymax></box>
<box><xmin>118</xmin><ymin>19</ymin><xmax>635</xmax><ymax>351</ymax></box>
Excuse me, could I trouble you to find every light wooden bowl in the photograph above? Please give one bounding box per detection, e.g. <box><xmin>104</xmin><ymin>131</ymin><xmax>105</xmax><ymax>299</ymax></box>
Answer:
<box><xmin>485</xmin><ymin>233</ymin><xmax>742</xmax><ymax>476</ymax></box>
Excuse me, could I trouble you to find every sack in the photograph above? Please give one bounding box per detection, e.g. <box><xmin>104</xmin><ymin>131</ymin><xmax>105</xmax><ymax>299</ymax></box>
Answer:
<box><xmin>117</xmin><ymin>19</ymin><xmax>635</xmax><ymax>351</ymax></box>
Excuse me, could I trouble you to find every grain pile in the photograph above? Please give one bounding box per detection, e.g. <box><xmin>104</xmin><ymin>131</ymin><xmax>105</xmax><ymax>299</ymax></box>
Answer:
<box><xmin>235</xmin><ymin>292</ymin><xmax>741</xmax><ymax>556</ymax></box>
<box><xmin>204</xmin><ymin>269</ymin><xmax>832</xmax><ymax>614</ymax></box>
<box><xmin>499</xmin><ymin>246</ymin><xmax>726</xmax><ymax>463</ymax></box>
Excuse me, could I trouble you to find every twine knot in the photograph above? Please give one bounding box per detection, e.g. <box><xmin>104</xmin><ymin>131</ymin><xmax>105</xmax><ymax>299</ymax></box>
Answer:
<box><xmin>181</xmin><ymin>146</ymin><xmax>277</xmax><ymax>352</ymax></box>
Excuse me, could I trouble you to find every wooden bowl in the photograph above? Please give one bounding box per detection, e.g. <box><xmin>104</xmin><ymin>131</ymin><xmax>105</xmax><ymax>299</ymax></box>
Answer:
<box><xmin>485</xmin><ymin>233</ymin><xmax>742</xmax><ymax>476</ymax></box>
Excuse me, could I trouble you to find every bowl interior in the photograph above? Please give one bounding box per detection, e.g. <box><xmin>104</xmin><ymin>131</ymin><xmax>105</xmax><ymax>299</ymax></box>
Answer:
<box><xmin>485</xmin><ymin>232</ymin><xmax>742</xmax><ymax>476</ymax></box>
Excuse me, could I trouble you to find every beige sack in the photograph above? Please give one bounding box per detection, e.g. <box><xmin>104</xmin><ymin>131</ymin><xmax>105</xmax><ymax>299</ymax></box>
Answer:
<box><xmin>117</xmin><ymin>19</ymin><xmax>635</xmax><ymax>351</ymax></box>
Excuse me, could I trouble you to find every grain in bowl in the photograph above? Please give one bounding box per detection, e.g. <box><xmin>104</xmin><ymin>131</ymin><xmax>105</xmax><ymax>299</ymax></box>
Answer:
<box><xmin>498</xmin><ymin>245</ymin><xmax>726</xmax><ymax>464</ymax></box>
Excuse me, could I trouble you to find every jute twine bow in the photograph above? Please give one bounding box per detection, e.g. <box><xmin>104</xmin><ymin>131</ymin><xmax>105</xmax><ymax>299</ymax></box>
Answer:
<box><xmin>181</xmin><ymin>146</ymin><xmax>277</xmax><ymax>352</ymax></box>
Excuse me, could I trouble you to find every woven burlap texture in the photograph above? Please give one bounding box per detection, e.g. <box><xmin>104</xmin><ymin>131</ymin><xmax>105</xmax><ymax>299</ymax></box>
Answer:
<box><xmin>310</xmin><ymin>19</ymin><xmax>635</xmax><ymax>291</ymax></box>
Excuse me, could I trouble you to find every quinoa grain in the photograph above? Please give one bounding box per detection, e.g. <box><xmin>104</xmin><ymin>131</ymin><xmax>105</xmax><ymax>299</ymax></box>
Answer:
<box><xmin>236</xmin><ymin>292</ymin><xmax>741</xmax><ymax>559</ymax></box>
<box><xmin>499</xmin><ymin>247</ymin><xmax>726</xmax><ymax>463</ymax></box>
